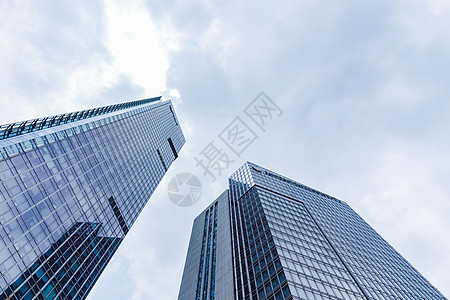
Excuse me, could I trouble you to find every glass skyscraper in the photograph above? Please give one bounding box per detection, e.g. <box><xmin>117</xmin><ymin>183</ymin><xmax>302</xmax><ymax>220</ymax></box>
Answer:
<box><xmin>178</xmin><ymin>162</ymin><xmax>446</xmax><ymax>300</ymax></box>
<box><xmin>0</xmin><ymin>97</ymin><xmax>185</xmax><ymax>300</ymax></box>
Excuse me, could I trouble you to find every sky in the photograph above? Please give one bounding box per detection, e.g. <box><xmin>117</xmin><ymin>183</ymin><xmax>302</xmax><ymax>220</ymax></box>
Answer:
<box><xmin>1</xmin><ymin>0</ymin><xmax>449</xmax><ymax>299</ymax></box>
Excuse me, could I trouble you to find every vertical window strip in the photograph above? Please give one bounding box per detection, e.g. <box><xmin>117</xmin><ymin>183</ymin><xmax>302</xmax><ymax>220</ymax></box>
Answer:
<box><xmin>167</xmin><ymin>138</ymin><xmax>178</xmax><ymax>158</ymax></box>
<box><xmin>156</xmin><ymin>149</ymin><xmax>167</xmax><ymax>171</ymax></box>
<box><xmin>202</xmin><ymin>209</ymin><xmax>214</xmax><ymax>300</ymax></box>
<box><xmin>195</xmin><ymin>211</ymin><xmax>209</xmax><ymax>300</ymax></box>
<box><xmin>210</xmin><ymin>203</ymin><xmax>218</xmax><ymax>300</ymax></box>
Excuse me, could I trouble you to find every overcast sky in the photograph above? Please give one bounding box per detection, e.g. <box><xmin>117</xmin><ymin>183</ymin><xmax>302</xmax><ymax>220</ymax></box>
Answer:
<box><xmin>1</xmin><ymin>0</ymin><xmax>449</xmax><ymax>299</ymax></box>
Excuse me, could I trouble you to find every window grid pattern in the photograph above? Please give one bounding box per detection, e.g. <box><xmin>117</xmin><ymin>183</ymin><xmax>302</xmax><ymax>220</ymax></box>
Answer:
<box><xmin>0</xmin><ymin>100</ymin><xmax>166</xmax><ymax>160</ymax></box>
<box><xmin>228</xmin><ymin>162</ymin><xmax>446</xmax><ymax>300</ymax></box>
<box><xmin>202</xmin><ymin>209</ymin><xmax>214</xmax><ymax>300</ymax></box>
<box><xmin>0</xmin><ymin>100</ymin><xmax>185</xmax><ymax>300</ymax></box>
<box><xmin>229</xmin><ymin>184</ymin><xmax>292</xmax><ymax>300</ymax></box>
<box><xmin>229</xmin><ymin>180</ymin><xmax>251</xmax><ymax>299</ymax></box>
<box><xmin>209</xmin><ymin>204</ymin><xmax>218</xmax><ymax>300</ymax></box>
<box><xmin>257</xmin><ymin>189</ymin><xmax>365</xmax><ymax>300</ymax></box>
<box><xmin>195</xmin><ymin>203</ymin><xmax>219</xmax><ymax>300</ymax></box>
<box><xmin>195</xmin><ymin>212</ymin><xmax>209</xmax><ymax>300</ymax></box>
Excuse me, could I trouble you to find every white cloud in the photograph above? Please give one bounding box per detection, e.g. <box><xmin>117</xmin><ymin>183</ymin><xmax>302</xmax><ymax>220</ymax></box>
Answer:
<box><xmin>0</xmin><ymin>0</ymin><xmax>169</xmax><ymax>122</ymax></box>
<box><xmin>104</xmin><ymin>0</ymin><xmax>169</xmax><ymax>96</ymax></box>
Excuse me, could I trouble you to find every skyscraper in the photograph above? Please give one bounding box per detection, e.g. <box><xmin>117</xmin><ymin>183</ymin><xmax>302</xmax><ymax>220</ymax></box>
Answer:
<box><xmin>0</xmin><ymin>97</ymin><xmax>185</xmax><ymax>300</ymax></box>
<box><xmin>178</xmin><ymin>162</ymin><xmax>446</xmax><ymax>300</ymax></box>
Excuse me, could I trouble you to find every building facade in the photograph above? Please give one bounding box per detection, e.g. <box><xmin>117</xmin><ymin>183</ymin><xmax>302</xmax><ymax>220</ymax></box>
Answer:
<box><xmin>0</xmin><ymin>97</ymin><xmax>185</xmax><ymax>300</ymax></box>
<box><xmin>178</xmin><ymin>162</ymin><xmax>446</xmax><ymax>300</ymax></box>
<box><xmin>178</xmin><ymin>191</ymin><xmax>234</xmax><ymax>300</ymax></box>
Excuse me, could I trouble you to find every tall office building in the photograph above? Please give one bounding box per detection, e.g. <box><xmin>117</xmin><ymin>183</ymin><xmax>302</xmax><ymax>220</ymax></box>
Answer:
<box><xmin>0</xmin><ymin>97</ymin><xmax>185</xmax><ymax>300</ymax></box>
<box><xmin>179</xmin><ymin>162</ymin><xmax>446</xmax><ymax>300</ymax></box>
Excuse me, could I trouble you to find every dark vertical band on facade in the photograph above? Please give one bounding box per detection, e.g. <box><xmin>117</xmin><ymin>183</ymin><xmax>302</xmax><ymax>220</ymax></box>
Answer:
<box><xmin>108</xmin><ymin>197</ymin><xmax>129</xmax><ymax>235</ymax></box>
<box><xmin>168</xmin><ymin>138</ymin><xmax>178</xmax><ymax>159</ymax></box>
<box><xmin>157</xmin><ymin>149</ymin><xmax>167</xmax><ymax>171</ymax></box>
<box><xmin>169</xmin><ymin>105</ymin><xmax>178</xmax><ymax>125</ymax></box>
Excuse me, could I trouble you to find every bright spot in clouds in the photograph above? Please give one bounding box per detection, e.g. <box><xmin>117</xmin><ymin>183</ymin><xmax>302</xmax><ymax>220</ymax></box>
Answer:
<box><xmin>104</xmin><ymin>0</ymin><xmax>169</xmax><ymax>96</ymax></box>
